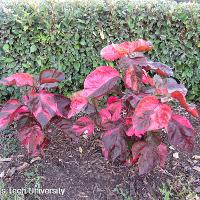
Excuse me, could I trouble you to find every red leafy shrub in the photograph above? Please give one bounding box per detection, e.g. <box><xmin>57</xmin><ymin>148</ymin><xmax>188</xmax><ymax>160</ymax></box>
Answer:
<box><xmin>0</xmin><ymin>69</ymin><xmax>71</xmax><ymax>156</ymax></box>
<box><xmin>68</xmin><ymin>39</ymin><xmax>199</xmax><ymax>174</ymax></box>
<box><xmin>0</xmin><ymin>39</ymin><xmax>199</xmax><ymax>174</ymax></box>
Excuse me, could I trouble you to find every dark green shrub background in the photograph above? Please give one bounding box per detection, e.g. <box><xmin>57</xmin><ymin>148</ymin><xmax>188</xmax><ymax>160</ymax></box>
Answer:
<box><xmin>0</xmin><ymin>0</ymin><xmax>199</xmax><ymax>101</ymax></box>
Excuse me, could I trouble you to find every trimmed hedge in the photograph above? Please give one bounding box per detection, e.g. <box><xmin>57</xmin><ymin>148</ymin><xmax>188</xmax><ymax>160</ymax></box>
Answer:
<box><xmin>0</xmin><ymin>0</ymin><xmax>200</xmax><ymax>101</ymax></box>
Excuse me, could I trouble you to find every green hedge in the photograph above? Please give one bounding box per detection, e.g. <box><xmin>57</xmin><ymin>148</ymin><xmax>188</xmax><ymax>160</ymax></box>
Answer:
<box><xmin>0</xmin><ymin>0</ymin><xmax>200</xmax><ymax>101</ymax></box>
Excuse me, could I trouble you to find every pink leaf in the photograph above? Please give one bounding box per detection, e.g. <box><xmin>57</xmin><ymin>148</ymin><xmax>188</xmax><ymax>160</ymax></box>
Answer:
<box><xmin>124</xmin><ymin>66</ymin><xmax>142</xmax><ymax>91</ymax></box>
<box><xmin>83</xmin><ymin>66</ymin><xmax>120</xmax><ymax>98</ymax></box>
<box><xmin>146</xmin><ymin>62</ymin><xmax>173</xmax><ymax>77</ymax></box>
<box><xmin>99</xmin><ymin>97</ymin><xmax>122</xmax><ymax>124</ymax></box>
<box><xmin>27</xmin><ymin>90</ymin><xmax>69</xmax><ymax>127</ymax></box>
<box><xmin>171</xmin><ymin>91</ymin><xmax>199</xmax><ymax>117</ymax></box>
<box><xmin>102</xmin><ymin>126</ymin><xmax>128</xmax><ymax>161</ymax></box>
<box><xmin>138</xmin><ymin>143</ymin><xmax>159</xmax><ymax>175</ymax></box>
<box><xmin>68</xmin><ymin>91</ymin><xmax>88</xmax><ymax>118</ymax></box>
<box><xmin>72</xmin><ymin>116</ymin><xmax>94</xmax><ymax>135</ymax></box>
<box><xmin>126</xmin><ymin>96</ymin><xmax>172</xmax><ymax>137</ymax></box>
<box><xmin>167</xmin><ymin>114</ymin><xmax>196</xmax><ymax>152</ymax></box>
<box><xmin>0</xmin><ymin>73</ymin><xmax>34</xmax><ymax>87</ymax></box>
<box><xmin>0</xmin><ymin>99</ymin><xmax>22</xmax><ymax>130</ymax></box>
<box><xmin>17</xmin><ymin>117</ymin><xmax>45</xmax><ymax>156</ymax></box>
<box><xmin>101</xmin><ymin>39</ymin><xmax>153</xmax><ymax>61</ymax></box>
<box><xmin>142</xmin><ymin>70</ymin><xmax>154</xmax><ymax>86</ymax></box>
<box><xmin>157</xmin><ymin>143</ymin><xmax>168</xmax><ymax>168</ymax></box>
<box><xmin>118</xmin><ymin>53</ymin><xmax>148</xmax><ymax>69</ymax></box>
<box><xmin>154</xmin><ymin>76</ymin><xmax>198</xmax><ymax>117</ymax></box>
<box><xmin>54</xmin><ymin>118</ymin><xmax>77</xmax><ymax>140</ymax></box>
<box><xmin>39</xmin><ymin>69</ymin><xmax>65</xmax><ymax>86</ymax></box>
<box><xmin>131</xmin><ymin>141</ymin><xmax>146</xmax><ymax>164</ymax></box>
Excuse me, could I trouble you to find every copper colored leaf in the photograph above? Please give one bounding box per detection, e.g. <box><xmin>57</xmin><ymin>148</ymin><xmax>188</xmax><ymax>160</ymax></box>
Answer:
<box><xmin>83</xmin><ymin>66</ymin><xmax>120</xmax><ymax>98</ymax></box>
<box><xmin>147</xmin><ymin>62</ymin><xmax>173</xmax><ymax>77</ymax></box>
<box><xmin>132</xmin><ymin>141</ymin><xmax>147</xmax><ymax>158</ymax></box>
<box><xmin>142</xmin><ymin>70</ymin><xmax>154</xmax><ymax>86</ymax></box>
<box><xmin>39</xmin><ymin>69</ymin><xmax>65</xmax><ymax>84</ymax></box>
<box><xmin>102</xmin><ymin>126</ymin><xmax>128</xmax><ymax>161</ymax></box>
<box><xmin>171</xmin><ymin>91</ymin><xmax>199</xmax><ymax>117</ymax></box>
<box><xmin>17</xmin><ymin>117</ymin><xmax>44</xmax><ymax>156</ymax></box>
<box><xmin>127</xmin><ymin>96</ymin><xmax>172</xmax><ymax>137</ymax></box>
<box><xmin>19</xmin><ymin>126</ymin><xmax>44</xmax><ymax>156</ymax></box>
<box><xmin>0</xmin><ymin>99</ymin><xmax>22</xmax><ymax>130</ymax></box>
<box><xmin>54</xmin><ymin>117</ymin><xmax>77</xmax><ymax>140</ymax></box>
<box><xmin>154</xmin><ymin>76</ymin><xmax>198</xmax><ymax>117</ymax></box>
<box><xmin>14</xmin><ymin>106</ymin><xmax>30</xmax><ymax>121</ymax></box>
<box><xmin>72</xmin><ymin>116</ymin><xmax>94</xmax><ymax>135</ymax></box>
<box><xmin>54</xmin><ymin>95</ymin><xmax>70</xmax><ymax>117</ymax></box>
<box><xmin>118</xmin><ymin>53</ymin><xmax>148</xmax><ymax>69</ymax></box>
<box><xmin>157</xmin><ymin>143</ymin><xmax>168</xmax><ymax>168</ymax></box>
<box><xmin>124</xmin><ymin>66</ymin><xmax>143</xmax><ymax>91</ymax></box>
<box><xmin>167</xmin><ymin>114</ymin><xmax>196</xmax><ymax>152</ymax></box>
<box><xmin>99</xmin><ymin>97</ymin><xmax>122</xmax><ymax>124</ymax></box>
<box><xmin>101</xmin><ymin>39</ymin><xmax>153</xmax><ymax>61</ymax></box>
<box><xmin>28</xmin><ymin>90</ymin><xmax>62</xmax><ymax>127</ymax></box>
<box><xmin>0</xmin><ymin>73</ymin><xmax>34</xmax><ymax>87</ymax></box>
<box><xmin>68</xmin><ymin>91</ymin><xmax>88</xmax><ymax>118</ymax></box>
<box><xmin>138</xmin><ymin>144</ymin><xmax>159</xmax><ymax>175</ymax></box>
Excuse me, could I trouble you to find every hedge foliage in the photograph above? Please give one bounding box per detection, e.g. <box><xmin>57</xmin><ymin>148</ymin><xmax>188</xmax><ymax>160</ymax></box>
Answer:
<box><xmin>0</xmin><ymin>0</ymin><xmax>200</xmax><ymax>101</ymax></box>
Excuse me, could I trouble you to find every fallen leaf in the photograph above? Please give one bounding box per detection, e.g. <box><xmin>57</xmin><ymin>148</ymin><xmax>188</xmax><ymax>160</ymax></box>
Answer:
<box><xmin>173</xmin><ymin>152</ymin><xmax>179</xmax><ymax>159</ymax></box>
<box><xmin>169</xmin><ymin>146</ymin><xmax>175</xmax><ymax>150</ymax></box>
<box><xmin>193</xmin><ymin>166</ymin><xmax>200</xmax><ymax>172</ymax></box>
<box><xmin>30</xmin><ymin>157</ymin><xmax>41</xmax><ymax>164</ymax></box>
<box><xmin>0</xmin><ymin>171</ymin><xmax>5</xmax><ymax>178</ymax></box>
<box><xmin>0</xmin><ymin>157</ymin><xmax>12</xmax><ymax>162</ymax></box>
<box><xmin>6</xmin><ymin>167</ymin><xmax>16</xmax><ymax>178</ymax></box>
<box><xmin>79</xmin><ymin>147</ymin><xmax>83</xmax><ymax>154</ymax></box>
<box><xmin>16</xmin><ymin>162</ymin><xmax>30</xmax><ymax>171</ymax></box>
<box><xmin>193</xmin><ymin>155</ymin><xmax>200</xmax><ymax>160</ymax></box>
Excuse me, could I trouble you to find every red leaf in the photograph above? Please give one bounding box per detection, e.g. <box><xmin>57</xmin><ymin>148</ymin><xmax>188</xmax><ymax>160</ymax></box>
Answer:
<box><xmin>0</xmin><ymin>99</ymin><xmax>22</xmax><ymax>130</ymax></box>
<box><xmin>131</xmin><ymin>138</ymin><xmax>168</xmax><ymax>174</ymax></box>
<box><xmin>157</xmin><ymin>143</ymin><xmax>168</xmax><ymax>168</ymax></box>
<box><xmin>131</xmin><ymin>141</ymin><xmax>146</xmax><ymax>164</ymax></box>
<box><xmin>146</xmin><ymin>62</ymin><xmax>173</xmax><ymax>77</ymax></box>
<box><xmin>138</xmin><ymin>143</ymin><xmax>159</xmax><ymax>175</ymax></box>
<box><xmin>0</xmin><ymin>73</ymin><xmax>34</xmax><ymax>87</ymax></box>
<box><xmin>167</xmin><ymin>114</ymin><xmax>196</xmax><ymax>152</ymax></box>
<box><xmin>68</xmin><ymin>91</ymin><xmax>88</xmax><ymax>118</ymax></box>
<box><xmin>83</xmin><ymin>66</ymin><xmax>120</xmax><ymax>98</ymax></box>
<box><xmin>39</xmin><ymin>69</ymin><xmax>65</xmax><ymax>85</ymax></box>
<box><xmin>72</xmin><ymin>116</ymin><xmax>94</xmax><ymax>135</ymax></box>
<box><xmin>99</xmin><ymin>109</ymin><xmax>112</xmax><ymax>124</ymax></box>
<box><xmin>171</xmin><ymin>91</ymin><xmax>199</xmax><ymax>117</ymax></box>
<box><xmin>17</xmin><ymin>118</ymin><xmax>45</xmax><ymax>156</ymax></box>
<box><xmin>14</xmin><ymin>106</ymin><xmax>30</xmax><ymax>121</ymax></box>
<box><xmin>54</xmin><ymin>117</ymin><xmax>77</xmax><ymax>140</ymax></box>
<box><xmin>99</xmin><ymin>97</ymin><xmax>122</xmax><ymax>124</ymax></box>
<box><xmin>142</xmin><ymin>70</ymin><xmax>154</xmax><ymax>86</ymax></box>
<box><xmin>127</xmin><ymin>96</ymin><xmax>172</xmax><ymax>137</ymax></box>
<box><xmin>123</xmin><ymin>93</ymin><xmax>146</xmax><ymax>109</ymax></box>
<box><xmin>154</xmin><ymin>76</ymin><xmax>198</xmax><ymax>117</ymax></box>
<box><xmin>154</xmin><ymin>76</ymin><xmax>187</xmax><ymax>96</ymax></box>
<box><xmin>27</xmin><ymin>90</ymin><xmax>68</xmax><ymax>127</ymax></box>
<box><xmin>102</xmin><ymin>126</ymin><xmax>128</xmax><ymax>161</ymax></box>
<box><xmin>54</xmin><ymin>95</ymin><xmax>70</xmax><ymax>117</ymax></box>
<box><xmin>101</xmin><ymin>39</ymin><xmax>153</xmax><ymax>61</ymax></box>
<box><xmin>124</xmin><ymin>66</ymin><xmax>142</xmax><ymax>91</ymax></box>
<box><xmin>118</xmin><ymin>53</ymin><xmax>148</xmax><ymax>69</ymax></box>
<box><xmin>107</xmin><ymin>96</ymin><xmax>119</xmax><ymax>104</ymax></box>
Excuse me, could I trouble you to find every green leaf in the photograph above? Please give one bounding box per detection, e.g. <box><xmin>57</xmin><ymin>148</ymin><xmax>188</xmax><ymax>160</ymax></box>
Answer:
<box><xmin>3</xmin><ymin>44</ymin><xmax>10</xmax><ymax>53</ymax></box>
<box><xmin>30</xmin><ymin>45</ymin><xmax>37</xmax><ymax>53</ymax></box>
